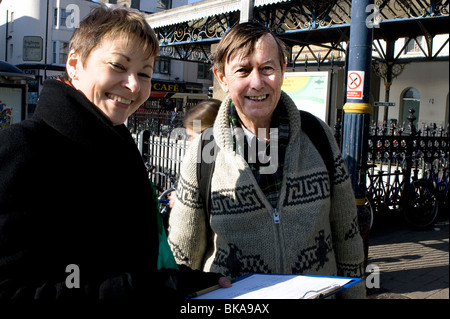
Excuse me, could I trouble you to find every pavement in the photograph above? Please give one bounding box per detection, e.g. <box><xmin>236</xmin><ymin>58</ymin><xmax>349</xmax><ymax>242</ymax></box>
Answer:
<box><xmin>366</xmin><ymin>210</ymin><xmax>449</xmax><ymax>299</ymax></box>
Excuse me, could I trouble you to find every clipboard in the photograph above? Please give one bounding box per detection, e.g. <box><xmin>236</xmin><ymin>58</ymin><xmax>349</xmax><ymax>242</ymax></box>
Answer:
<box><xmin>191</xmin><ymin>273</ymin><xmax>362</xmax><ymax>299</ymax></box>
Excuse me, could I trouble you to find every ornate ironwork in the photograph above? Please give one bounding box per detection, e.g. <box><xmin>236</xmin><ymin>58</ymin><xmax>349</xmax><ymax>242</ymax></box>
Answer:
<box><xmin>152</xmin><ymin>0</ymin><xmax>449</xmax><ymax>63</ymax></box>
<box><xmin>253</xmin><ymin>0</ymin><xmax>351</xmax><ymax>32</ymax></box>
<box><xmin>376</xmin><ymin>0</ymin><xmax>449</xmax><ymax>19</ymax></box>
<box><xmin>156</xmin><ymin>13</ymin><xmax>239</xmax><ymax>62</ymax></box>
<box><xmin>365</xmin><ymin>109</ymin><xmax>449</xmax><ymax>226</ymax></box>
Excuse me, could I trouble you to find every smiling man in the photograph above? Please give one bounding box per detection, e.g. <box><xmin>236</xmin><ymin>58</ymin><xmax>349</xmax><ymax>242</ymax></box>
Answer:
<box><xmin>168</xmin><ymin>22</ymin><xmax>367</xmax><ymax>299</ymax></box>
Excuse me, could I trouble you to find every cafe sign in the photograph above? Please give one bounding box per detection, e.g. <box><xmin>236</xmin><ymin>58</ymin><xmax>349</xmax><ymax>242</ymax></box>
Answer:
<box><xmin>152</xmin><ymin>80</ymin><xmax>184</xmax><ymax>93</ymax></box>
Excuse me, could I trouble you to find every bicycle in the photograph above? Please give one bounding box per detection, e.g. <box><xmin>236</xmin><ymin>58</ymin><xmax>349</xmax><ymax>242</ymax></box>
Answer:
<box><xmin>366</xmin><ymin>151</ymin><xmax>439</xmax><ymax>229</ymax></box>
<box><xmin>145</xmin><ymin>164</ymin><xmax>177</xmax><ymax>233</ymax></box>
<box><xmin>422</xmin><ymin>152</ymin><xmax>449</xmax><ymax>212</ymax></box>
<box><xmin>156</xmin><ymin>170</ymin><xmax>177</xmax><ymax>234</ymax></box>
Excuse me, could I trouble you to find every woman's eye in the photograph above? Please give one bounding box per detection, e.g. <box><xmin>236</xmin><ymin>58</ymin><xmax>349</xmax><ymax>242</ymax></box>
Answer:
<box><xmin>109</xmin><ymin>62</ymin><xmax>125</xmax><ymax>71</ymax></box>
<box><xmin>138</xmin><ymin>73</ymin><xmax>152</xmax><ymax>80</ymax></box>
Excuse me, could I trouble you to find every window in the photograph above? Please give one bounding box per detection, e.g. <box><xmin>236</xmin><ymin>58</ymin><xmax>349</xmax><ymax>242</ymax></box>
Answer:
<box><xmin>154</xmin><ymin>58</ymin><xmax>170</xmax><ymax>74</ymax></box>
<box><xmin>197</xmin><ymin>64</ymin><xmax>206</xmax><ymax>79</ymax></box>
<box><xmin>157</xmin><ymin>0</ymin><xmax>172</xmax><ymax>10</ymax></box>
<box><xmin>52</xmin><ymin>42</ymin><xmax>56</xmax><ymax>63</ymax></box>
<box><xmin>54</xmin><ymin>8</ymin><xmax>72</xmax><ymax>28</ymax></box>
<box><xmin>400</xmin><ymin>88</ymin><xmax>420</xmax><ymax>127</ymax></box>
<box><xmin>59</xmin><ymin>42</ymin><xmax>69</xmax><ymax>64</ymax></box>
<box><xmin>197</xmin><ymin>64</ymin><xmax>212</xmax><ymax>80</ymax></box>
<box><xmin>9</xmin><ymin>12</ymin><xmax>14</xmax><ymax>32</ymax></box>
<box><xmin>404</xmin><ymin>36</ymin><xmax>424</xmax><ymax>54</ymax></box>
<box><xmin>54</xmin><ymin>8</ymin><xmax>58</xmax><ymax>26</ymax></box>
<box><xmin>52</xmin><ymin>41</ymin><xmax>70</xmax><ymax>65</ymax></box>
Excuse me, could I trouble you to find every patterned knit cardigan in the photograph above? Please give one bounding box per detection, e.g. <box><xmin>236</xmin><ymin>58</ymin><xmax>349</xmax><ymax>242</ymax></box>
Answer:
<box><xmin>168</xmin><ymin>91</ymin><xmax>366</xmax><ymax>298</ymax></box>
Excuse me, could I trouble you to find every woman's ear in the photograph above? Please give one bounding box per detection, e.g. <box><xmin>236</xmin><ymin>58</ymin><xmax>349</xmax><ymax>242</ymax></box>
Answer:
<box><xmin>66</xmin><ymin>50</ymin><xmax>81</xmax><ymax>81</ymax></box>
<box><xmin>212</xmin><ymin>68</ymin><xmax>229</xmax><ymax>93</ymax></box>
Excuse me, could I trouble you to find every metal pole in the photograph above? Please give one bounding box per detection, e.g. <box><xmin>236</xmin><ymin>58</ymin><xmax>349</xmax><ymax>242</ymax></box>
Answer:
<box><xmin>5</xmin><ymin>10</ymin><xmax>9</xmax><ymax>61</ymax></box>
<box><xmin>44</xmin><ymin>0</ymin><xmax>50</xmax><ymax>80</ymax></box>
<box><xmin>382</xmin><ymin>40</ymin><xmax>395</xmax><ymax>124</ymax></box>
<box><xmin>341</xmin><ymin>0</ymin><xmax>374</xmax><ymax>266</ymax></box>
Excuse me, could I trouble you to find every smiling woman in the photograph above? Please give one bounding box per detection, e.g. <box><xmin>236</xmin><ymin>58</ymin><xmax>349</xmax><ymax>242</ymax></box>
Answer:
<box><xmin>65</xmin><ymin>6</ymin><xmax>158</xmax><ymax>126</ymax></box>
<box><xmin>67</xmin><ymin>36</ymin><xmax>154</xmax><ymax>125</ymax></box>
<box><xmin>0</xmin><ymin>5</ymin><xmax>229</xmax><ymax>300</ymax></box>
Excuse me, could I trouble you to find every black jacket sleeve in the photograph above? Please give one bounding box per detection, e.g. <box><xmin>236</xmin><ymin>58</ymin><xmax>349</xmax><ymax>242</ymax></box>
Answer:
<box><xmin>176</xmin><ymin>264</ymin><xmax>223</xmax><ymax>297</ymax></box>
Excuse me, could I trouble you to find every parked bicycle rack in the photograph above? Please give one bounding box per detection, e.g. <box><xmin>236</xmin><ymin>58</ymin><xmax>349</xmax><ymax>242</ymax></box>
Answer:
<box><xmin>366</xmin><ymin>109</ymin><xmax>449</xmax><ymax>228</ymax></box>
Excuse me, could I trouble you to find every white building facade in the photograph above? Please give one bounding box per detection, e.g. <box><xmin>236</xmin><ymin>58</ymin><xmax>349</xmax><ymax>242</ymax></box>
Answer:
<box><xmin>0</xmin><ymin>0</ymin><xmax>212</xmax><ymax>118</ymax></box>
<box><xmin>372</xmin><ymin>35</ymin><xmax>449</xmax><ymax>128</ymax></box>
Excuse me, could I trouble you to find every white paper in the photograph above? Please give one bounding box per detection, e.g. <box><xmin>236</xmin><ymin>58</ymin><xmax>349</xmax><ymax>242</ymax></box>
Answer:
<box><xmin>194</xmin><ymin>274</ymin><xmax>353</xmax><ymax>299</ymax></box>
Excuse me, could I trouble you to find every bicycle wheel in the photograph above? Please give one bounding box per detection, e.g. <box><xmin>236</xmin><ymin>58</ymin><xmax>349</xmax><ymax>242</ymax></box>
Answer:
<box><xmin>402</xmin><ymin>180</ymin><xmax>439</xmax><ymax>229</ymax></box>
<box><xmin>365</xmin><ymin>197</ymin><xmax>374</xmax><ymax>229</ymax></box>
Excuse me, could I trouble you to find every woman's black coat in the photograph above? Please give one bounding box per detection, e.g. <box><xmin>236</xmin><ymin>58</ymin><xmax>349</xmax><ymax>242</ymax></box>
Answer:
<box><xmin>0</xmin><ymin>80</ymin><xmax>217</xmax><ymax>299</ymax></box>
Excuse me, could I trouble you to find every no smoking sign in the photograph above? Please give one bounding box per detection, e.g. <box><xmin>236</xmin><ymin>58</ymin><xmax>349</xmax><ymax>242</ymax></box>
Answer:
<box><xmin>347</xmin><ymin>71</ymin><xmax>365</xmax><ymax>99</ymax></box>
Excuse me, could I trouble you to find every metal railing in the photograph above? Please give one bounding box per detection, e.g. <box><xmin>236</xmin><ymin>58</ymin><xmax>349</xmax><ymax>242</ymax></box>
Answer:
<box><xmin>135</xmin><ymin>109</ymin><xmax>449</xmax><ymax>220</ymax></box>
<box><xmin>365</xmin><ymin>110</ymin><xmax>449</xmax><ymax>226</ymax></box>
<box><xmin>138</xmin><ymin>131</ymin><xmax>188</xmax><ymax>193</ymax></box>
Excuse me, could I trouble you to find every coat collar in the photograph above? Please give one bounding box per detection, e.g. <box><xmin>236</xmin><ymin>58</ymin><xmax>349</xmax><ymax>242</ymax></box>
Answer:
<box><xmin>33</xmin><ymin>79</ymin><xmax>130</xmax><ymax>148</ymax></box>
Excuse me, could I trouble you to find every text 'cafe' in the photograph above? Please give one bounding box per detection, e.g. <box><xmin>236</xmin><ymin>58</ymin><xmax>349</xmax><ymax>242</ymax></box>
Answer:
<box><xmin>141</xmin><ymin>79</ymin><xmax>207</xmax><ymax>111</ymax></box>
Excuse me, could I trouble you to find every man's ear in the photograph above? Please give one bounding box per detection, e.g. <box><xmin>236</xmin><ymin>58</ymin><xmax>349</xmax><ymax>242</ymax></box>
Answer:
<box><xmin>212</xmin><ymin>68</ymin><xmax>229</xmax><ymax>93</ymax></box>
<box><xmin>66</xmin><ymin>50</ymin><xmax>81</xmax><ymax>81</ymax></box>
<box><xmin>280</xmin><ymin>62</ymin><xmax>287</xmax><ymax>86</ymax></box>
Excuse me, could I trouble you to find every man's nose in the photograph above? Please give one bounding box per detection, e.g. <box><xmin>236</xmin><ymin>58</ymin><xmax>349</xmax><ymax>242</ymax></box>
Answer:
<box><xmin>249</xmin><ymin>69</ymin><xmax>264</xmax><ymax>90</ymax></box>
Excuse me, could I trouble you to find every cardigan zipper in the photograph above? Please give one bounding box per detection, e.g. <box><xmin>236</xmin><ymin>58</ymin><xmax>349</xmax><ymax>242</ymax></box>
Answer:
<box><xmin>273</xmin><ymin>208</ymin><xmax>280</xmax><ymax>224</ymax></box>
<box><xmin>272</xmin><ymin>207</ymin><xmax>285</xmax><ymax>272</ymax></box>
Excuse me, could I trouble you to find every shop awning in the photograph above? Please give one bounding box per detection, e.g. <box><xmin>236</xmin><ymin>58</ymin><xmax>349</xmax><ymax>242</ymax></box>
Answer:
<box><xmin>149</xmin><ymin>91</ymin><xmax>168</xmax><ymax>98</ymax></box>
<box><xmin>171</xmin><ymin>92</ymin><xmax>208</xmax><ymax>100</ymax></box>
<box><xmin>0</xmin><ymin>61</ymin><xmax>35</xmax><ymax>80</ymax></box>
<box><xmin>146</xmin><ymin>0</ymin><xmax>289</xmax><ymax>29</ymax></box>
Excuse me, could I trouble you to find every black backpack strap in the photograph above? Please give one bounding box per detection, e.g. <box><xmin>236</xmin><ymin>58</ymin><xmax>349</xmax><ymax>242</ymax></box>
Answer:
<box><xmin>299</xmin><ymin>110</ymin><xmax>335</xmax><ymax>190</ymax></box>
<box><xmin>197</xmin><ymin>132</ymin><xmax>215</xmax><ymax>221</ymax></box>
<box><xmin>197</xmin><ymin>128</ymin><xmax>216</xmax><ymax>263</ymax></box>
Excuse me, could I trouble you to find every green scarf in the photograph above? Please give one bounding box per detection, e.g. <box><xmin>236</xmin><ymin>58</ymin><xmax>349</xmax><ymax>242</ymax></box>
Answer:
<box><xmin>228</xmin><ymin>101</ymin><xmax>290</xmax><ymax>208</ymax></box>
<box><xmin>148</xmin><ymin>180</ymin><xmax>179</xmax><ymax>271</ymax></box>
